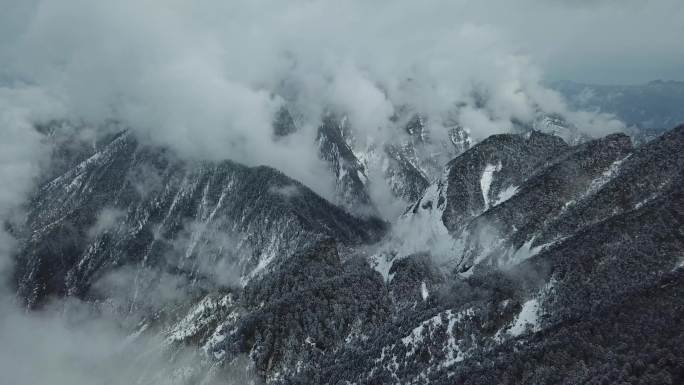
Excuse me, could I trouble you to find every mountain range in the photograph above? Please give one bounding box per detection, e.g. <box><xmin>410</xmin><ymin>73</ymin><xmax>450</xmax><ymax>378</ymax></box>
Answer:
<box><xmin>552</xmin><ymin>80</ymin><xmax>684</xmax><ymax>136</ymax></box>
<box><xmin>10</xmin><ymin>103</ymin><xmax>684</xmax><ymax>384</ymax></box>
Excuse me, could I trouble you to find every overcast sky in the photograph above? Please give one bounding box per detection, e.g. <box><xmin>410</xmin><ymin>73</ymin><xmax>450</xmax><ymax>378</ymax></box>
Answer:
<box><xmin>3</xmin><ymin>0</ymin><xmax>674</xmax><ymax>195</ymax></box>
<box><xmin>474</xmin><ymin>0</ymin><xmax>684</xmax><ymax>84</ymax></box>
<box><xmin>2</xmin><ymin>0</ymin><xmax>683</xmax><ymax>85</ymax></box>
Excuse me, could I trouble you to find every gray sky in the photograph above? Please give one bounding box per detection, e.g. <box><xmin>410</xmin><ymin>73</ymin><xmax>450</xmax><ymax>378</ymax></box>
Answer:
<box><xmin>489</xmin><ymin>0</ymin><xmax>684</xmax><ymax>84</ymax></box>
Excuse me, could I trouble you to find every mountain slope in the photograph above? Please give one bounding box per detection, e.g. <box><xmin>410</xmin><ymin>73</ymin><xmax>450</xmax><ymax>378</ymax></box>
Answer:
<box><xmin>15</xmin><ymin>131</ymin><xmax>386</xmax><ymax>307</ymax></box>
<box><xmin>10</xmin><ymin>124</ymin><xmax>684</xmax><ymax>385</ymax></box>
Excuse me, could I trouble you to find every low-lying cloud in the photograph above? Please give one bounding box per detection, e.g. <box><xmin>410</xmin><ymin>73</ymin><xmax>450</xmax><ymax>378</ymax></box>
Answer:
<box><xmin>0</xmin><ymin>295</ymin><xmax>259</xmax><ymax>385</ymax></box>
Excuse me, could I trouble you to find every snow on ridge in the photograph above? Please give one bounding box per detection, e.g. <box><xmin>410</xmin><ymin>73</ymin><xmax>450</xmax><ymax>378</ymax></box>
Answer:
<box><xmin>44</xmin><ymin>132</ymin><xmax>129</xmax><ymax>191</ymax></box>
<box><xmin>165</xmin><ymin>294</ymin><xmax>230</xmax><ymax>345</ymax></box>
<box><xmin>560</xmin><ymin>155</ymin><xmax>631</xmax><ymax>217</ymax></box>
<box><xmin>586</xmin><ymin>155</ymin><xmax>630</xmax><ymax>196</ymax></box>
<box><xmin>634</xmin><ymin>193</ymin><xmax>660</xmax><ymax>210</ymax></box>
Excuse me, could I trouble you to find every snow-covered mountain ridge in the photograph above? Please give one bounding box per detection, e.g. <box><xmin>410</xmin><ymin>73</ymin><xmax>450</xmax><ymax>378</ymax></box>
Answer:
<box><xmin>10</xmin><ymin>122</ymin><xmax>684</xmax><ymax>384</ymax></box>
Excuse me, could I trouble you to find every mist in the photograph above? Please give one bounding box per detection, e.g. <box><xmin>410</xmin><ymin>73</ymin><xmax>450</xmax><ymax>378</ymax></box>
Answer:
<box><xmin>0</xmin><ymin>1</ymin><xmax>645</xmax><ymax>191</ymax></box>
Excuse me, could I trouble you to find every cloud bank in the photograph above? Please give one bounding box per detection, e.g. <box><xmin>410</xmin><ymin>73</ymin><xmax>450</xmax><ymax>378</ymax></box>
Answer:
<box><xmin>0</xmin><ymin>1</ymin><xmax>639</xmax><ymax>192</ymax></box>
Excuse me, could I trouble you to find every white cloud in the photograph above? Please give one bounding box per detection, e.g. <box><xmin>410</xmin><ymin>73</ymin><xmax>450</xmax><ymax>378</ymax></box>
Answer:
<box><xmin>0</xmin><ymin>86</ymin><xmax>59</xmax><ymax>281</ymax></box>
<box><xmin>0</xmin><ymin>1</ymin><xmax>643</xmax><ymax>187</ymax></box>
<box><xmin>0</xmin><ymin>296</ymin><xmax>257</xmax><ymax>385</ymax></box>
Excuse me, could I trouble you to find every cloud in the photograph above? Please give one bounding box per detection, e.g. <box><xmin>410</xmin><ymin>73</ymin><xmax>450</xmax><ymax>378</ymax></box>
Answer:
<box><xmin>269</xmin><ymin>184</ymin><xmax>301</xmax><ymax>199</ymax></box>
<box><xmin>93</xmin><ymin>266</ymin><xmax>194</xmax><ymax>320</ymax></box>
<box><xmin>0</xmin><ymin>0</ymin><xmax>643</xmax><ymax>191</ymax></box>
<box><xmin>87</xmin><ymin>207</ymin><xmax>126</xmax><ymax>239</ymax></box>
<box><xmin>0</xmin><ymin>85</ymin><xmax>253</xmax><ymax>385</ymax></box>
<box><xmin>0</xmin><ymin>296</ymin><xmax>259</xmax><ymax>385</ymax></box>
<box><xmin>0</xmin><ymin>86</ymin><xmax>58</xmax><ymax>283</ymax></box>
<box><xmin>166</xmin><ymin>220</ymin><xmax>246</xmax><ymax>289</ymax></box>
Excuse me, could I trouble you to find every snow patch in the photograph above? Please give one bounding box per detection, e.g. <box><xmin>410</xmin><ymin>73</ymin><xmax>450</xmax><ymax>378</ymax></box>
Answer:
<box><xmin>635</xmin><ymin>193</ymin><xmax>660</xmax><ymax>210</ymax></box>
<box><xmin>443</xmin><ymin>309</ymin><xmax>469</xmax><ymax>366</ymax></box>
<box><xmin>480</xmin><ymin>162</ymin><xmax>502</xmax><ymax>210</ymax></box>
<box><xmin>369</xmin><ymin>253</ymin><xmax>395</xmax><ymax>282</ymax></box>
<box><xmin>493</xmin><ymin>185</ymin><xmax>518</xmax><ymax>206</ymax></box>
<box><xmin>508</xmin><ymin>299</ymin><xmax>539</xmax><ymax>337</ymax></box>
<box><xmin>458</xmin><ymin>266</ymin><xmax>474</xmax><ymax>278</ymax></box>
<box><xmin>675</xmin><ymin>259</ymin><xmax>684</xmax><ymax>271</ymax></box>
<box><xmin>400</xmin><ymin>308</ymin><xmax>473</xmax><ymax>365</ymax></box>
<box><xmin>356</xmin><ymin>170</ymin><xmax>368</xmax><ymax>185</ymax></box>
<box><xmin>420</xmin><ymin>281</ymin><xmax>429</xmax><ymax>301</ymax></box>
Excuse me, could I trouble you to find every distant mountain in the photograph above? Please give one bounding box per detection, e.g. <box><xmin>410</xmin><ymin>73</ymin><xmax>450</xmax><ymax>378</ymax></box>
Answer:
<box><xmin>552</xmin><ymin>79</ymin><xmax>684</xmax><ymax>133</ymax></box>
